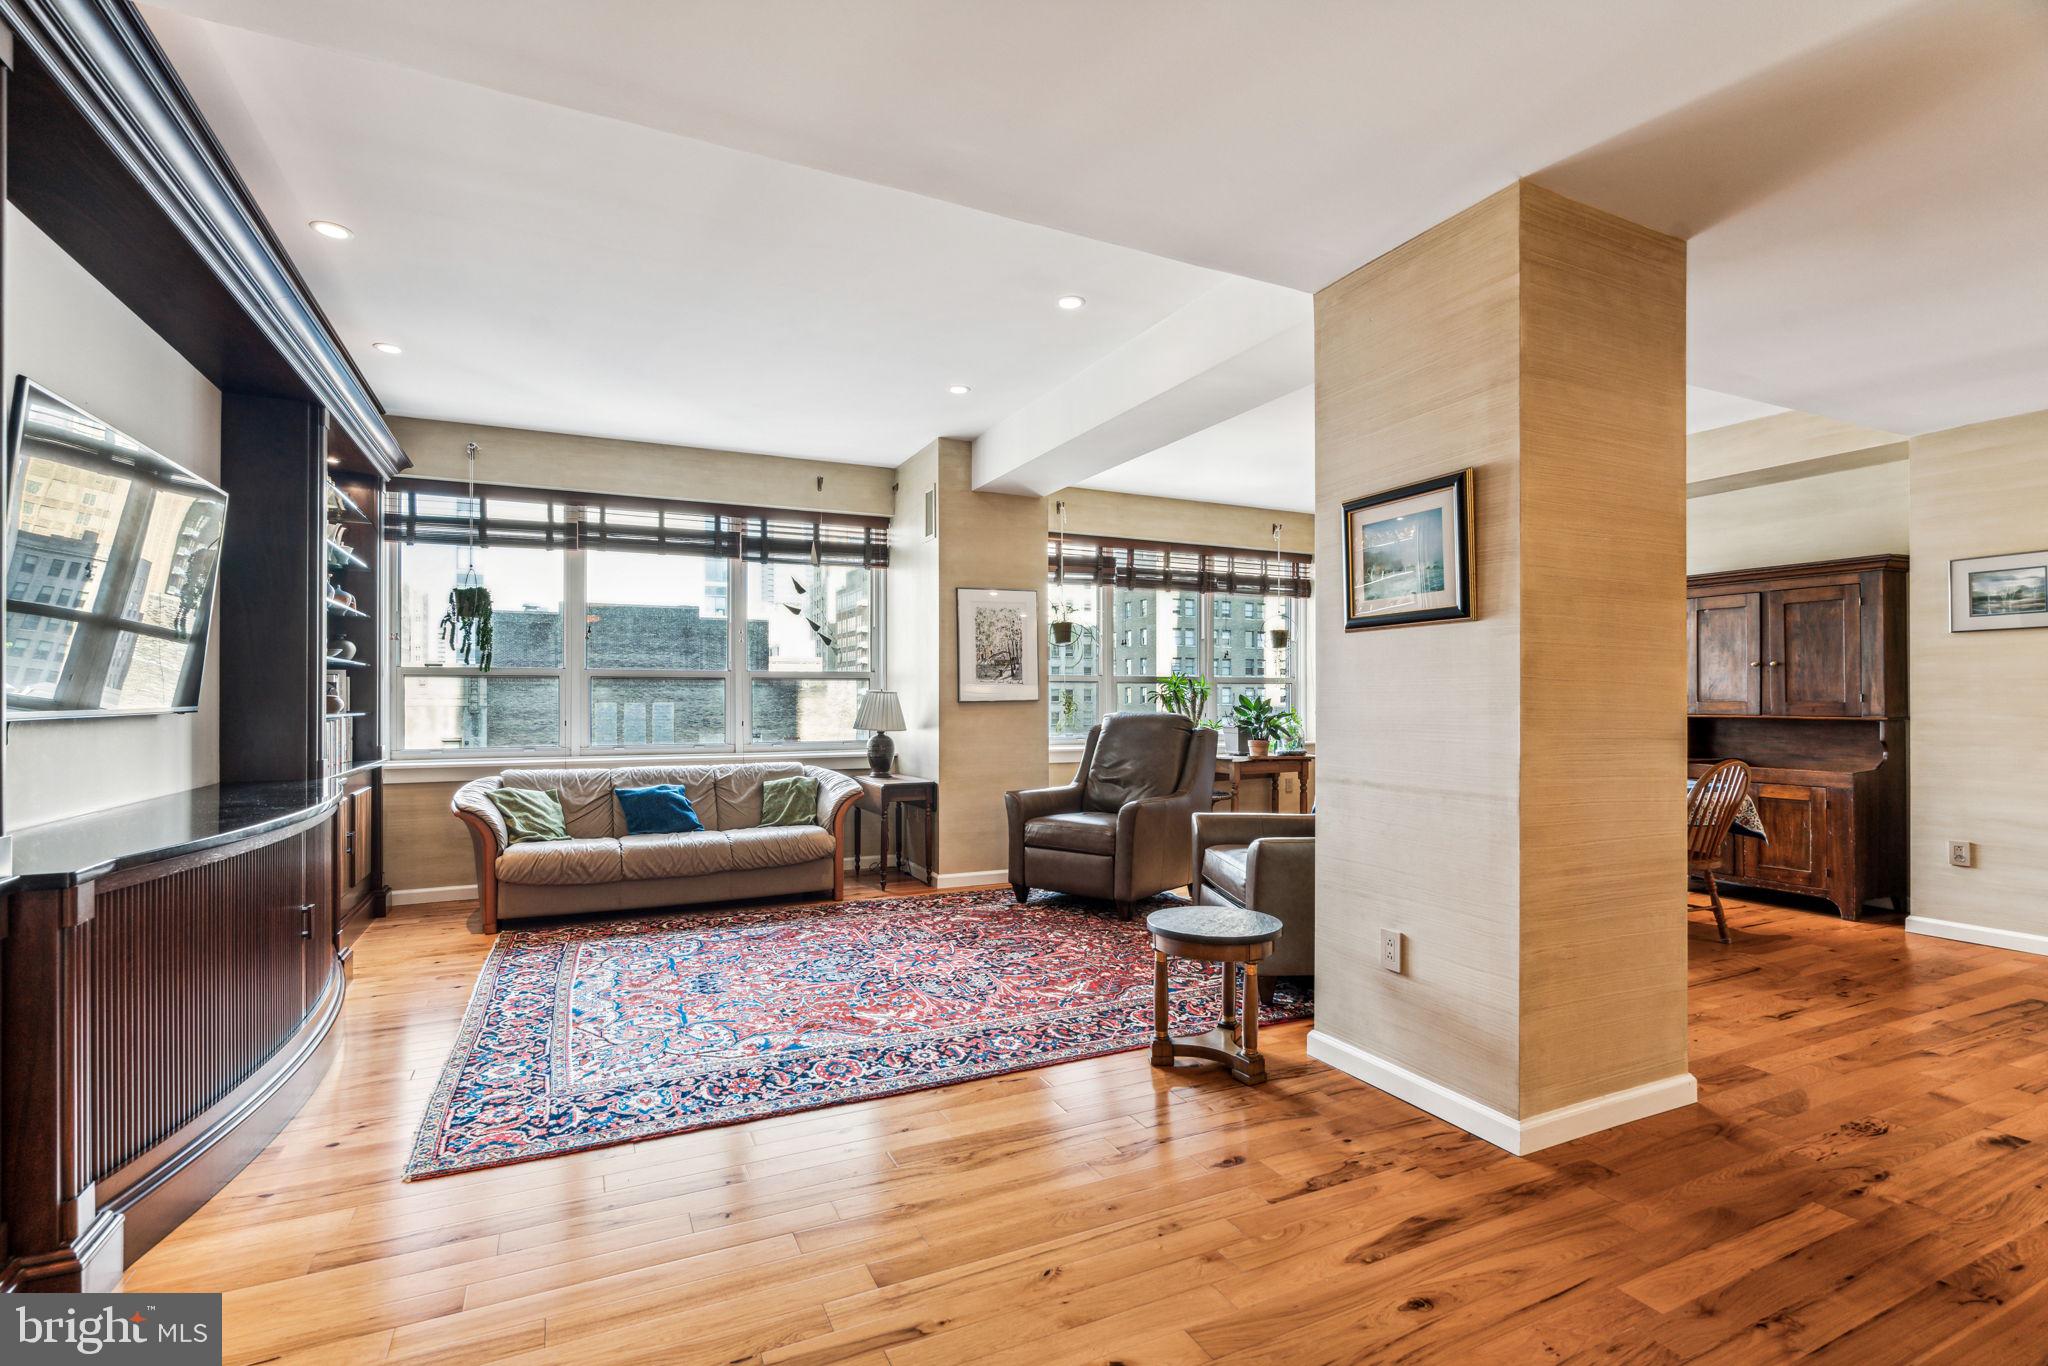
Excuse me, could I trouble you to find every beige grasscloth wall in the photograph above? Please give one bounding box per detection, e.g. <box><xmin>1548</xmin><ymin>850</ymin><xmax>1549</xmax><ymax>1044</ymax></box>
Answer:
<box><xmin>888</xmin><ymin>439</ymin><xmax>1048</xmax><ymax>879</ymax></box>
<box><xmin>1907</xmin><ymin>410</ymin><xmax>2048</xmax><ymax>945</ymax></box>
<box><xmin>1313</xmin><ymin>182</ymin><xmax>1688</xmax><ymax>1126</ymax></box>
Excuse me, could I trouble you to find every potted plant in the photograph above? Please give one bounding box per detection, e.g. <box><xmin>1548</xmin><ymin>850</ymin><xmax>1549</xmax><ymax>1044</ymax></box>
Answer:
<box><xmin>1269</xmin><ymin>625</ymin><xmax>1290</xmax><ymax>650</ymax></box>
<box><xmin>1230</xmin><ymin>694</ymin><xmax>1302</xmax><ymax>758</ymax></box>
<box><xmin>1050</xmin><ymin>599</ymin><xmax>1076</xmax><ymax>645</ymax></box>
<box><xmin>440</xmin><ymin>573</ymin><xmax>495</xmax><ymax>671</ymax></box>
<box><xmin>1147</xmin><ymin>672</ymin><xmax>1211</xmax><ymax>725</ymax></box>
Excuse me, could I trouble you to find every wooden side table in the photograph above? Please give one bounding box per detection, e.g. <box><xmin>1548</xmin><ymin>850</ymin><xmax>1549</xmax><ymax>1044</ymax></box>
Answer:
<box><xmin>1146</xmin><ymin>905</ymin><xmax>1283</xmax><ymax>1085</ymax></box>
<box><xmin>852</xmin><ymin>774</ymin><xmax>937</xmax><ymax>891</ymax></box>
<box><xmin>1215</xmin><ymin>752</ymin><xmax>1315</xmax><ymax>813</ymax></box>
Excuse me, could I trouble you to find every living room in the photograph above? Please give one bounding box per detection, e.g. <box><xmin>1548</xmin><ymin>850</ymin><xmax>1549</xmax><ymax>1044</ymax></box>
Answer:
<box><xmin>4</xmin><ymin>3</ymin><xmax>2047</xmax><ymax>1363</ymax></box>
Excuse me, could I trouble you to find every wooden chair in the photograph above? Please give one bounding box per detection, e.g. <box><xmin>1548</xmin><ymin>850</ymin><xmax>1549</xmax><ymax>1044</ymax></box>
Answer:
<box><xmin>1688</xmin><ymin>758</ymin><xmax>1752</xmax><ymax>943</ymax></box>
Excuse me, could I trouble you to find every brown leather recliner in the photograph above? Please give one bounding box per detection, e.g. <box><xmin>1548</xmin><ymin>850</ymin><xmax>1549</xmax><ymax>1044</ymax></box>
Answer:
<box><xmin>1005</xmin><ymin>712</ymin><xmax>1219</xmax><ymax>919</ymax></box>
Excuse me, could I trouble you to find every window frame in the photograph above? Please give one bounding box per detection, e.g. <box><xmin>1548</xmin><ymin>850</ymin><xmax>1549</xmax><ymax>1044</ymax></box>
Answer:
<box><xmin>389</xmin><ymin>541</ymin><xmax>884</xmax><ymax>760</ymax></box>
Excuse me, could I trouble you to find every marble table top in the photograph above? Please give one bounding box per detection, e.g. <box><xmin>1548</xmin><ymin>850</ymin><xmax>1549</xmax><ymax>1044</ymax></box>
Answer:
<box><xmin>1146</xmin><ymin>904</ymin><xmax>1283</xmax><ymax>947</ymax></box>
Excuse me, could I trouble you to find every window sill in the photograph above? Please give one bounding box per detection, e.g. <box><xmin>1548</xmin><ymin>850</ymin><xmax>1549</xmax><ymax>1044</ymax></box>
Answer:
<box><xmin>384</xmin><ymin>748</ymin><xmax>875</xmax><ymax>785</ymax></box>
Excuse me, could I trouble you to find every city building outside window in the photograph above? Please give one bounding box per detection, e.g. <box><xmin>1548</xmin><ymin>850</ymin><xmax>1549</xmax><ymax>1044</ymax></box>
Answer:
<box><xmin>1048</xmin><ymin>582</ymin><xmax>1299</xmax><ymax>735</ymax></box>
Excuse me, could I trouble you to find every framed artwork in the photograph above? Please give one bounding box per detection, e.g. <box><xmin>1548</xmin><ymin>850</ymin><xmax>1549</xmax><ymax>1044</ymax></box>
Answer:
<box><xmin>1343</xmin><ymin>469</ymin><xmax>1474</xmax><ymax>629</ymax></box>
<box><xmin>1950</xmin><ymin>549</ymin><xmax>2048</xmax><ymax>632</ymax></box>
<box><xmin>956</xmin><ymin>587</ymin><xmax>1040</xmax><ymax>701</ymax></box>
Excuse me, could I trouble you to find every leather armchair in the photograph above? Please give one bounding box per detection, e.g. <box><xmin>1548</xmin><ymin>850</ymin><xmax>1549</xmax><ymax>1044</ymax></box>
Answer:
<box><xmin>1193</xmin><ymin>811</ymin><xmax>1314</xmax><ymax>980</ymax></box>
<box><xmin>1005</xmin><ymin>713</ymin><xmax>1218</xmax><ymax>919</ymax></box>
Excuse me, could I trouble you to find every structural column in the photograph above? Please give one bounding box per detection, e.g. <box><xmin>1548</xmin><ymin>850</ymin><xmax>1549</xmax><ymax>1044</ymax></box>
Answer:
<box><xmin>1308</xmin><ymin>182</ymin><xmax>1691</xmax><ymax>1153</ymax></box>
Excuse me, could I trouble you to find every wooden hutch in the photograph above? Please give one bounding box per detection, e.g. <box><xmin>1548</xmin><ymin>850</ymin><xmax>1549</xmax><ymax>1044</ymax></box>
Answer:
<box><xmin>0</xmin><ymin>1</ymin><xmax>405</xmax><ymax>1291</ymax></box>
<box><xmin>1686</xmin><ymin>554</ymin><xmax>1909</xmax><ymax>919</ymax></box>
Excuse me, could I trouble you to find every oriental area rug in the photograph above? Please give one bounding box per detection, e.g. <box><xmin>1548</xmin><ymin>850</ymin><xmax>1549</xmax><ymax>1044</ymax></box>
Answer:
<box><xmin>405</xmin><ymin>888</ymin><xmax>1311</xmax><ymax>1179</ymax></box>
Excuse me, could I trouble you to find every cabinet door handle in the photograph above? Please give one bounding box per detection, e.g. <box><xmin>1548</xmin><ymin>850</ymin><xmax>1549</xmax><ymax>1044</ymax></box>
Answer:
<box><xmin>1765</xmin><ymin>659</ymin><xmax>1781</xmax><ymax>667</ymax></box>
<box><xmin>296</xmin><ymin>902</ymin><xmax>316</xmax><ymax>938</ymax></box>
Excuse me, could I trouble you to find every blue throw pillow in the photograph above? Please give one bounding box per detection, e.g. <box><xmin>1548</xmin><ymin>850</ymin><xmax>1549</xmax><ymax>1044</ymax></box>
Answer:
<box><xmin>615</xmin><ymin>784</ymin><xmax>705</xmax><ymax>836</ymax></box>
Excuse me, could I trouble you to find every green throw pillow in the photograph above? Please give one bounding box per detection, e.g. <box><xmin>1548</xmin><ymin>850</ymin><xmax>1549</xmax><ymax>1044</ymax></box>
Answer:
<box><xmin>758</xmin><ymin>775</ymin><xmax>819</xmax><ymax>827</ymax></box>
<box><xmin>487</xmin><ymin>787</ymin><xmax>569</xmax><ymax>844</ymax></box>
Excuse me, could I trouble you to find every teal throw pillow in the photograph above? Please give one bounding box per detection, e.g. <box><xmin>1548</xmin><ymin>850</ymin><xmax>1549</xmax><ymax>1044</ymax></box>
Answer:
<box><xmin>615</xmin><ymin>784</ymin><xmax>706</xmax><ymax>835</ymax></box>
<box><xmin>759</xmin><ymin>775</ymin><xmax>819</xmax><ymax>827</ymax></box>
<box><xmin>487</xmin><ymin>788</ymin><xmax>569</xmax><ymax>845</ymax></box>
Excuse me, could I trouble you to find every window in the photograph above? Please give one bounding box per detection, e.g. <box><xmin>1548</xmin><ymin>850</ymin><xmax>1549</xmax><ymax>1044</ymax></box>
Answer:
<box><xmin>1047</xmin><ymin>581</ymin><xmax>1099</xmax><ymax>741</ymax></box>
<box><xmin>392</xmin><ymin>540</ymin><xmax>882</xmax><ymax>757</ymax></box>
<box><xmin>397</xmin><ymin>545</ymin><xmax>564</xmax><ymax>751</ymax></box>
<box><xmin>1049</xmin><ymin>584</ymin><xmax>1301</xmax><ymax>737</ymax></box>
<box><xmin>744</xmin><ymin>563</ymin><xmax>872</xmax><ymax>745</ymax></box>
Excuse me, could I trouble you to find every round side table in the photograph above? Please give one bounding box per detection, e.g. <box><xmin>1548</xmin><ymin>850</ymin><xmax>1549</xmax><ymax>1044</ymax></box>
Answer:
<box><xmin>1145</xmin><ymin>905</ymin><xmax>1283</xmax><ymax>1086</ymax></box>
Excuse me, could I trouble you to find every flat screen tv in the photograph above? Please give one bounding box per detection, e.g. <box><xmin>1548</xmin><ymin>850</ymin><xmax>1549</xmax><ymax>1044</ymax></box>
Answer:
<box><xmin>4</xmin><ymin>378</ymin><xmax>227</xmax><ymax>719</ymax></box>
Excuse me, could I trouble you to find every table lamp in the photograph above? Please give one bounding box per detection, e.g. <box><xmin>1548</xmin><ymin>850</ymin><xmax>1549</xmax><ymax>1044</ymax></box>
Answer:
<box><xmin>854</xmin><ymin>689</ymin><xmax>906</xmax><ymax>776</ymax></box>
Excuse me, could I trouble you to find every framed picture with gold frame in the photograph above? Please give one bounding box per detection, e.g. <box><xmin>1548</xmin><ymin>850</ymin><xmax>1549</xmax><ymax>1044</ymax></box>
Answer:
<box><xmin>1342</xmin><ymin>469</ymin><xmax>1473</xmax><ymax>630</ymax></box>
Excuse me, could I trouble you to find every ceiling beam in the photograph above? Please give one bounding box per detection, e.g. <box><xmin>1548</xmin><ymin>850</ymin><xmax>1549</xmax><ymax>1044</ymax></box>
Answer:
<box><xmin>970</xmin><ymin>278</ymin><xmax>1309</xmax><ymax>497</ymax></box>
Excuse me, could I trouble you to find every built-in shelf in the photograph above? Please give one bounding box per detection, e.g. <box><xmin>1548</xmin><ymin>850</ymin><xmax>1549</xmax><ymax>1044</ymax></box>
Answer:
<box><xmin>325</xmin><ymin>598</ymin><xmax>368</xmax><ymax>619</ymax></box>
<box><xmin>324</xmin><ymin>656</ymin><xmax>367</xmax><ymax>670</ymax></box>
<box><xmin>326</xmin><ymin>483</ymin><xmax>370</xmax><ymax>525</ymax></box>
<box><xmin>325</xmin><ymin>539</ymin><xmax>368</xmax><ymax>571</ymax></box>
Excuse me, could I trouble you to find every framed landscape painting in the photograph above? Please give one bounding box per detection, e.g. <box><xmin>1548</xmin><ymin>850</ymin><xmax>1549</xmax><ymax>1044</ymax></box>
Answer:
<box><xmin>1343</xmin><ymin>469</ymin><xmax>1474</xmax><ymax>629</ymax></box>
<box><xmin>1951</xmin><ymin>549</ymin><xmax>2048</xmax><ymax>632</ymax></box>
<box><xmin>956</xmin><ymin>587</ymin><xmax>1040</xmax><ymax>701</ymax></box>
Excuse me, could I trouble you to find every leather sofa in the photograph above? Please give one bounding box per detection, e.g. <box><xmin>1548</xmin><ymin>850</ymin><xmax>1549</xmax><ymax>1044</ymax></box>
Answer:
<box><xmin>1005</xmin><ymin>712</ymin><xmax>1218</xmax><ymax>918</ymax></box>
<box><xmin>452</xmin><ymin>762</ymin><xmax>860</xmax><ymax>931</ymax></box>
<box><xmin>1193</xmin><ymin>811</ymin><xmax>1314</xmax><ymax>980</ymax></box>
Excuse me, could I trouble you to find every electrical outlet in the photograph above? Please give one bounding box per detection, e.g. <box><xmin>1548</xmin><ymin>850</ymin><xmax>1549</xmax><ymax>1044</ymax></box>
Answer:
<box><xmin>1379</xmin><ymin>929</ymin><xmax>1403</xmax><ymax>973</ymax></box>
<box><xmin>1948</xmin><ymin>840</ymin><xmax>1975</xmax><ymax>869</ymax></box>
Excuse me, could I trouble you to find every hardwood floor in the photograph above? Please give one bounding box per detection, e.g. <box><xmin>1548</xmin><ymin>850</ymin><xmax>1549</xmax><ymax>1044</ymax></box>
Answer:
<box><xmin>121</xmin><ymin>882</ymin><xmax>2048</xmax><ymax>1364</ymax></box>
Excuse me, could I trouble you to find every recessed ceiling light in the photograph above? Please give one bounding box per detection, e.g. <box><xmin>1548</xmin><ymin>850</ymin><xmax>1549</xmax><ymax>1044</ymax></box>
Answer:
<box><xmin>326</xmin><ymin>455</ymin><xmax>341</xmax><ymax>466</ymax></box>
<box><xmin>309</xmin><ymin>220</ymin><xmax>353</xmax><ymax>240</ymax></box>
<box><xmin>948</xmin><ymin>384</ymin><xmax>971</xmax><ymax>395</ymax></box>
<box><xmin>371</xmin><ymin>342</ymin><xmax>403</xmax><ymax>355</ymax></box>
<box><xmin>1056</xmin><ymin>295</ymin><xmax>1087</xmax><ymax>311</ymax></box>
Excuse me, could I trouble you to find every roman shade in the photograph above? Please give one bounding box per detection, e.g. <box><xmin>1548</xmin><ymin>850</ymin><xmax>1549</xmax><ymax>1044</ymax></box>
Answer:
<box><xmin>1047</xmin><ymin>534</ymin><xmax>1311</xmax><ymax>598</ymax></box>
<box><xmin>385</xmin><ymin>479</ymin><xmax>890</xmax><ymax>567</ymax></box>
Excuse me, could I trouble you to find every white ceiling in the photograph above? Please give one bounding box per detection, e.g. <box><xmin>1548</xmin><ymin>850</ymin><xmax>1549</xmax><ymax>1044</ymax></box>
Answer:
<box><xmin>1686</xmin><ymin>387</ymin><xmax>1791</xmax><ymax>434</ymax></box>
<box><xmin>143</xmin><ymin>9</ymin><xmax>1254</xmax><ymax>466</ymax></box>
<box><xmin>141</xmin><ymin>0</ymin><xmax>2048</xmax><ymax>498</ymax></box>
<box><xmin>1080</xmin><ymin>386</ymin><xmax>1315</xmax><ymax>512</ymax></box>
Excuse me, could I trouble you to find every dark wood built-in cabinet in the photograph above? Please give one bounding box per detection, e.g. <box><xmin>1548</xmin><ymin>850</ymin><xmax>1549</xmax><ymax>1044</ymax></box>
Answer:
<box><xmin>0</xmin><ymin>0</ymin><xmax>406</xmax><ymax>1293</ymax></box>
<box><xmin>1686</xmin><ymin>556</ymin><xmax>1909</xmax><ymax>920</ymax></box>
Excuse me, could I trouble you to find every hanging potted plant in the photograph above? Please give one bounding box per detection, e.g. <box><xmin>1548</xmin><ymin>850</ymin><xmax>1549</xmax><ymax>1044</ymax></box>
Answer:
<box><xmin>1230</xmin><ymin>694</ymin><xmax>1302</xmax><ymax>759</ymax></box>
<box><xmin>1269</xmin><ymin>624</ymin><xmax>1290</xmax><ymax>650</ymax></box>
<box><xmin>1050</xmin><ymin>599</ymin><xmax>1076</xmax><ymax>646</ymax></box>
<box><xmin>441</xmin><ymin>568</ymin><xmax>494</xmax><ymax>671</ymax></box>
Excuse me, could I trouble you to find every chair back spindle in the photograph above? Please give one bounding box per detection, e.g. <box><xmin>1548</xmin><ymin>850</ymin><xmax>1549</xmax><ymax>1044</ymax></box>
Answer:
<box><xmin>1687</xmin><ymin>759</ymin><xmax>1752</xmax><ymax>865</ymax></box>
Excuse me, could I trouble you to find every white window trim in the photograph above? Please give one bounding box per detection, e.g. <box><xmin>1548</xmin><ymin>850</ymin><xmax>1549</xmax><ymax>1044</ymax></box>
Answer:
<box><xmin>388</xmin><ymin>540</ymin><xmax>885</xmax><ymax>761</ymax></box>
<box><xmin>1048</xmin><ymin>581</ymin><xmax>1304</xmax><ymax>741</ymax></box>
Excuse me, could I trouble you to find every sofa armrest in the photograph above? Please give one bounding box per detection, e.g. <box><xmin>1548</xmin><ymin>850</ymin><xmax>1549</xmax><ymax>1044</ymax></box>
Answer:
<box><xmin>1245</xmin><ymin>836</ymin><xmax>1315</xmax><ymax>975</ymax></box>
<box><xmin>805</xmin><ymin>767</ymin><xmax>862</xmax><ymax>899</ymax></box>
<box><xmin>1193</xmin><ymin>811</ymin><xmax>1314</xmax><ymax>875</ymax></box>
<box><xmin>451</xmin><ymin>777</ymin><xmax>507</xmax><ymax>933</ymax></box>
<box><xmin>451</xmin><ymin>777</ymin><xmax>508</xmax><ymax>849</ymax></box>
<box><xmin>809</xmin><ymin>767</ymin><xmax>861</xmax><ymax>829</ymax></box>
<box><xmin>1004</xmin><ymin>783</ymin><xmax>1083</xmax><ymax>891</ymax></box>
<box><xmin>1116</xmin><ymin>788</ymin><xmax>1205</xmax><ymax>901</ymax></box>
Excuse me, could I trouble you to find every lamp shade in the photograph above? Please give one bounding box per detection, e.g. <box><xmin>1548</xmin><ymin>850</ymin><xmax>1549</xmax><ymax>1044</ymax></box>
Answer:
<box><xmin>854</xmin><ymin>689</ymin><xmax>906</xmax><ymax>733</ymax></box>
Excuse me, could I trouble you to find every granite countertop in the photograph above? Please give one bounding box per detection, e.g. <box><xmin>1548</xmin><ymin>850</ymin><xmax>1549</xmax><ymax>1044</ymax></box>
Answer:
<box><xmin>4</xmin><ymin>779</ymin><xmax>351</xmax><ymax>892</ymax></box>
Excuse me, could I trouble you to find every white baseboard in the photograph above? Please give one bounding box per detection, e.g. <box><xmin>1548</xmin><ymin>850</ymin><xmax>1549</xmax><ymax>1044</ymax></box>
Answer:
<box><xmin>391</xmin><ymin>883</ymin><xmax>477</xmax><ymax>907</ymax></box>
<box><xmin>933</xmin><ymin>868</ymin><xmax>1008</xmax><ymax>890</ymax></box>
<box><xmin>1906</xmin><ymin>915</ymin><xmax>2048</xmax><ymax>958</ymax></box>
<box><xmin>1305</xmin><ymin>1030</ymin><xmax>1698</xmax><ymax>1156</ymax></box>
